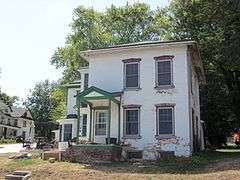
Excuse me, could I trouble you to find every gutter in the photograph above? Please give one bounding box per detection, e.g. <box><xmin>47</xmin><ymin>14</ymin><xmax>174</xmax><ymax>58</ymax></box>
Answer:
<box><xmin>79</xmin><ymin>41</ymin><xmax>196</xmax><ymax>60</ymax></box>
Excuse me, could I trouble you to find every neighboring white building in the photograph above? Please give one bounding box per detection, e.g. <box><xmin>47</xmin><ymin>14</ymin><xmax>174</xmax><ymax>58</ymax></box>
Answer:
<box><xmin>0</xmin><ymin>101</ymin><xmax>35</xmax><ymax>142</ymax></box>
<box><xmin>59</xmin><ymin>40</ymin><xmax>205</xmax><ymax>159</ymax></box>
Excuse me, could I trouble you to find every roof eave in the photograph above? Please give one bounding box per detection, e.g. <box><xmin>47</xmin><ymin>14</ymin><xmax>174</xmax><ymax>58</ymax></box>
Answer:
<box><xmin>79</xmin><ymin>41</ymin><xmax>196</xmax><ymax>60</ymax></box>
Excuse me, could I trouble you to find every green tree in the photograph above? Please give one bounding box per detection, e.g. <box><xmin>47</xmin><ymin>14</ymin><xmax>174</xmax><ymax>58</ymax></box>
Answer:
<box><xmin>51</xmin><ymin>3</ymin><xmax>171</xmax><ymax>82</ymax></box>
<box><xmin>0</xmin><ymin>90</ymin><xmax>18</xmax><ymax>106</ymax></box>
<box><xmin>169</xmin><ymin>0</ymin><xmax>240</xmax><ymax>145</ymax></box>
<box><xmin>26</xmin><ymin>80</ymin><xmax>65</xmax><ymax>139</ymax></box>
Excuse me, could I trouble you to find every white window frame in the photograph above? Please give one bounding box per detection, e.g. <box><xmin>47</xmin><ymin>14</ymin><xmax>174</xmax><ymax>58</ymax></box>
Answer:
<box><xmin>124</xmin><ymin>62</ymin><xmax>140</xmax><ymax>89</ymax></box>
<box><xmin>156</xmin><ymin>106</ymin><xmax>175</xmax><ymax>137</ymax></box>
<box><xmin>123</xmin><ymin>107</ymin><xmax>140</xmax><ymax>138</ymax></box>
<box><xmin>95</xmin><ymin>110</ymin><xmax>108</xmax><ymax>136</ymax></box>
<box><xmin>155</xmin><ymin>59</ymin><xmax>173</xmax><ymax>88</ymax></box>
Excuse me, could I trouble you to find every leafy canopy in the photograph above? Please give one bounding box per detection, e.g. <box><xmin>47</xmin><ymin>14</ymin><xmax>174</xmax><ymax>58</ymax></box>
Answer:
<box><xmin>51</xmin><ymin>3</ymin><xmax>172</xmax><ymax>82</ymax></box>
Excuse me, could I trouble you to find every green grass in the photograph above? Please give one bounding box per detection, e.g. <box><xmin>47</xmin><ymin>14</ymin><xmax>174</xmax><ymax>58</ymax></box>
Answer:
<box><xmin>0</xmin><ymin>139</ymin><xmax>17</xmax><ymax>144</ymax></box>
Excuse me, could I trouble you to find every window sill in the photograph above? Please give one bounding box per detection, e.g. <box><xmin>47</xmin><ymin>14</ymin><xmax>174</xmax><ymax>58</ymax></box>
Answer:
<box><xmin>154</xmin><ymin>84</ymin><xmax>175</xmax><ymax>90</ymax></box>
<box><xmin>155</xmin><ymin>134</ymin><xmax>175</xmax><ymax>140</ymax></box>
<box><xmin>123</xmin><ymin>87</ymin><xmax>142</xmax><ymax>91</ymax></box>
<box><xmin>122</xmin><ymin>135</ymin><xmax>142</xmax><ymax>139</ymax></box>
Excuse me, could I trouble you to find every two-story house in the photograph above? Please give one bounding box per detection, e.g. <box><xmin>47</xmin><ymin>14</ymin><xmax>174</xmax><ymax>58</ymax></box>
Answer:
<box><xmin>58</xmin><ymin>40</ymin><xmax>205</xmax><ymax>159</ymax></box>
<box><xmin>0</xmin><ymin>101</ymin><xmax>35</xmax><ymax>142</ymax></box>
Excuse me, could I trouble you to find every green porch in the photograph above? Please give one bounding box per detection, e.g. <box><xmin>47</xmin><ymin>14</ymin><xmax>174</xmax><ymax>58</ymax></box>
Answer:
<box><xmin>75</xmin><ymin>86</ymin><xmax>122</xmax><ymax>144</ymax></box>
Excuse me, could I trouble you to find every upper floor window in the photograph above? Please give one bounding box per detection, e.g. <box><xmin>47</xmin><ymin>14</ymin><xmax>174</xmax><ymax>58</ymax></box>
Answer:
<box><xmin>155</xmin><ymin>56</ymin><xmax>174</xmax><ymax>88</ymax></box>
<box><xmin>23</xmin><ymin>120</ymin><xmax>26</xmax><ymax>127</ymax></box>
<box><xmin>123</xmin><ymin>58</ymin><xmax>141</xmax><ymax>89</ymax></box>
<box><xmin>156</xmin><ymin>106</ymin><xmax>174</xmax><ymax>136</ymax></box>
<box><xmin>84</xmin><ymin>73</ymin><xmax>89</xmax><ymax>90</ymax></box>
<box><xmin>14</xmin><ymin>119</ymin><xmax>18</xmax><ymax>127</ymax></box>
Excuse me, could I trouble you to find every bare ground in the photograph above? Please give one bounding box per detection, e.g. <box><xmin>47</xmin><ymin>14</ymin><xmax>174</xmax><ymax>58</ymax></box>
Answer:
<box><xmin>0</xmin><ymin>150</ymin><xmax>240</xmax><ymax>180</ymax></box>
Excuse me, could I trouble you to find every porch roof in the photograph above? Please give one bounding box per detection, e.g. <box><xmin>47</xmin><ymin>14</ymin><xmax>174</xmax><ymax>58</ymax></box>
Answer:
<box><xmin>76</xmin><ymin>86</ymin><xmax>122</xmax><ymax>105</ymax></box>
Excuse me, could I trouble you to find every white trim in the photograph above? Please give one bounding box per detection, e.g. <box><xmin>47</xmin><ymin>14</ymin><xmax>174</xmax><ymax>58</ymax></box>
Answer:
<box><xmin>80</xmin><ymin>41</ymin><xmax>196</xmax><ymax>57</ymax></box>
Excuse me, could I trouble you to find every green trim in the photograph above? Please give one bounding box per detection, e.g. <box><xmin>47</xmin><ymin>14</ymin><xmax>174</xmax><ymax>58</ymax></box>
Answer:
<box><xmin>77</xmin><ymin>86</ymin><xmax>120</xmax><ymax>104</ymax></box>
<box><xmin>76</xmin><ymin>91</ymin><xmax>80</xmax><ymax>144</ymax></box>
<box><xmin>81</xmin><ymin>97</ymin><xmax>109</xmax><ymax>100</ymax></box>
<box><xmin>107</xmin><ymin>99</ymin><xmax>111</xmax><ymax>144</ymax></box>
<box><xmin>92</xmin><ymin>106</ymin><xmax>109</xmax><ymax>110</ymax></box>
<box><xmin>89</xmin><ymin>106</ymin><xmax>92</xmax><ymax>141</ymax></box>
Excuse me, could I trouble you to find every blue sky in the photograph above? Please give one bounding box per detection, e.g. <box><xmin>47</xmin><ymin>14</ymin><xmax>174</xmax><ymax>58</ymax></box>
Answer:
<box><xmin>0</xmin><ymin>0</ymin><xmax>169</xmax><ymax>101</ymax></box>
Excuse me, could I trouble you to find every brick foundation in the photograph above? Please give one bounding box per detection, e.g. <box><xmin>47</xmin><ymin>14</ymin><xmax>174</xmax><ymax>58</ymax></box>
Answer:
<box><xmin>61</xmin><ymin>144</ymin><xmax>122</xmax><ymax>163</ymax></box>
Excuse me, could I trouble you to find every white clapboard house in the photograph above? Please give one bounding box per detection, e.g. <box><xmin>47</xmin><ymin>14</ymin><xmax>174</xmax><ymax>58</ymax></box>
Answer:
<box><xmin>58</xmin><ymin>40</ymin><xmax>205</xmax><ymax>160</ymax></box>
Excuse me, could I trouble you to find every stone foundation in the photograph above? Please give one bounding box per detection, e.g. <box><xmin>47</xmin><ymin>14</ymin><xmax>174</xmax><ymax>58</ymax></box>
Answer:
<box><xmin>61</xmin><ymin>144</ymin><xmax>122</xmax><ymax>163</ymax></box>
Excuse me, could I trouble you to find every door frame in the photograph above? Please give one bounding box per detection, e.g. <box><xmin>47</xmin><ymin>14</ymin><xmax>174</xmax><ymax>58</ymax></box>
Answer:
<box><xmin>93</xmin><ymin>109</ymin><xmax>108</xmax><ymax>143</ymax></box>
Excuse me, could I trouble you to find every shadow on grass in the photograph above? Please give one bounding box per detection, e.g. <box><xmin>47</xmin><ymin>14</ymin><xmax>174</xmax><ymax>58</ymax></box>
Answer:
<box><xmin>82</xmin><ymin>150</ymin><xmax>240</xmax><ymax>175</ymax></box>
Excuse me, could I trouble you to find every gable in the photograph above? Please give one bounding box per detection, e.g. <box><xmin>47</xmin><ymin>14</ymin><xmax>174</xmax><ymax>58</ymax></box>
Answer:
<box><xmin>84</xmin><ymin>91</ymin><xmax>105</xmax><ymax>98</ymax></box>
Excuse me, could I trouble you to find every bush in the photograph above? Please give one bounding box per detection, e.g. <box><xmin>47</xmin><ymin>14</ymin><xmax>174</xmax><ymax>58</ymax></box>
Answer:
<box><xmin>0</xmin><ymin>138</ymin><xmax>17</xmax><ymax>144</ymax></box>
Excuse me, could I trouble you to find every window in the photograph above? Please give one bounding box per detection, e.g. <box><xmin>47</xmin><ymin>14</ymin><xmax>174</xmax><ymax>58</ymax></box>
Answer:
<box><xmin>63</xmin><ymin>124</ymin><xmax>72</xmax><ymax>141</ymax></box>
<box><xmin>84</xmin><ymin>73</ymin><xmax>89</xmax><ymax>90</ymax></box>
<box><xmin>59</xmin><ymin>125</ymin><xmax>62</xmax><ymax>142</ymax></box>
<box><xmin>123</xmin><ymin>60</ymin><xmax>140</xmax><ymax>89</ymax></box>
<box><xmin>124</xmin><ymin>107</ymin><xmax>140</xmax><ymax>136</ymax></box>
<box><xmin>22</xmin><ymin>131</ymin><xmax>26</xmax><ymax>140</ymax></box>
<box><xmin>155</xmin><ymin>56</ymin><xmax>173</xmax><ymax>87</ymax></box>
<box><xmin>82</xmin><ymin>114</ymin><xmax>87</xmax><ymax>137</ymax></box>
<box><xmin>157</xmin><ymin>106</ymin><xmax>174</xmax><ymax>136</ymax></box>
<box><xmin>8</xmin><ymin>119</ymin><xmax>11</xmax><ymax>125</ymax></box>
<box><xmin>23</xmin><ymin>120</ymin><xmax>26</xmax><ymax>127</ymax></box>
<box><xmin>14</xmin><ymin>119</ymin><xmax>18</xmax><ymax>126</ymax></box>
<box><xmin>95</xmin><ymin>111</ymin><xmax>107</xmax><ymax>135</ymax></box>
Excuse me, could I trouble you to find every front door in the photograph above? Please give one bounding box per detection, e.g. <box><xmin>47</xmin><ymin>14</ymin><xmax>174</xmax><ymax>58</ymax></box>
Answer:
<box><xmin>94</xmin><ymin>110</ymin><xmax>108</xmax><ymax>143</ymax></box>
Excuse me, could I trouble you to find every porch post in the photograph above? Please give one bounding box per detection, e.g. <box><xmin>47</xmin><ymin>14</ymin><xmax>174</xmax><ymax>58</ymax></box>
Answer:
<box><xmin>89</xmin><ymin>105</ymin><xmax>92</xmax><ymax>141</ymax></box>
<box><xmin>118</xmin><ymin>103</ymin><xmax>121</xmax><ymax>144</ymax></box>
<box><xmin>76</xmin><ymin>97</ymin><xmax>80</xmax><ymax>144</ymax></box>
<box><xmin>107</xmin><ymin>99</ymin><xmax>111</xmax><ymax>144</ymax></box>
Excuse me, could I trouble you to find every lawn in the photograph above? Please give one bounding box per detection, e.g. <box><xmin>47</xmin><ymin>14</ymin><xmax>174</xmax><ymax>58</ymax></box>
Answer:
<box><xmin>0</xmin><ymin>149</ymin><xmax>240</xmax><ymax>180</ymax></box>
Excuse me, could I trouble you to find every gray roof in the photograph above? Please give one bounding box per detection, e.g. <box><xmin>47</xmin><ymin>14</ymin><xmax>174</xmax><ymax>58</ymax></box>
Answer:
<box><xmin>0</xmin><ymin>101</ymin><xmax>33</xmax><ymax>120</ymax></box>
<box><xmin>80</xmin><ymin>40</ymin><xmax>195</xmax><ymax>55</ymax></box>
<box><xmin>10</xmin><ymin>107</ymin><xmax>33</xmax><ymax>119</ymax></box>
<box><xmin>91</xmin><ymin>40</ymin><xmax>194</xmax><ymax>50</ymax></box>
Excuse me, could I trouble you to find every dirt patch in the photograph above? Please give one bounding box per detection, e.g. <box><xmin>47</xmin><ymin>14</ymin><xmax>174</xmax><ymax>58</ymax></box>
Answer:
<box><xmin>1</xmin><ymin>150</ymin><xmax>240</xmax><ymax>179</ymax></box>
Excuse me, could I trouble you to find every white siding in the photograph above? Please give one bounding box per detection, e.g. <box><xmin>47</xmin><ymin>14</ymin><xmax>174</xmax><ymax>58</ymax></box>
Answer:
<box><xmin>88</xmin><ymin>46</ymin><xmax>191</xmax><ymax>157</ymax></box>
